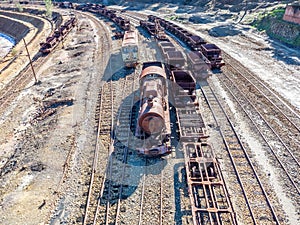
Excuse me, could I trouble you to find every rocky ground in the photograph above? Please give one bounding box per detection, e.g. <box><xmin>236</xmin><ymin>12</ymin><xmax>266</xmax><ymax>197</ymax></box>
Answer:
<box><xmin>0</xmin><ymin>8</ymin><xmax>106</xmax><ymax>225</ymax></box>
<box><xmin>0</xmin><ymin>1</ymin><xmax>299</xmax><ymax>225</ymax></box>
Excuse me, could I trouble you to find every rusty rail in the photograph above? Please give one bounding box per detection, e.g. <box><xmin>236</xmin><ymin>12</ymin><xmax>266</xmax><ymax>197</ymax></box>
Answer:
<box><xmin>220</xmin><ymin>61</ymin><xmax>300</xmax><ymax>195</ymax></box>
<box><xmin>201</xmin><ymin>84</ymin><xmax>280</xmax><ymax>224</ymax></box>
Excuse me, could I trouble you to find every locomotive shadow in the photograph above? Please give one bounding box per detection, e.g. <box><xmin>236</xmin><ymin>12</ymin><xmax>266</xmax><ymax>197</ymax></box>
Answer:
<box><xmin>100</xmin><ymin>70</ymin><xmax>204</xmax><ymax>224</ymax></box>
<box><xmin>101</xmin><ymin>51</ymin><xmax>134</xmax><ymax>82</ymax></box>
<box><xmin>174</xmin><ymin>162</ymin><xmax>192</xmax><ymax>224</ymax></box>
<box><xmin>99</xmin><ymin>91</ymin><xmax>169</xmax><ymax>206</ymax></box>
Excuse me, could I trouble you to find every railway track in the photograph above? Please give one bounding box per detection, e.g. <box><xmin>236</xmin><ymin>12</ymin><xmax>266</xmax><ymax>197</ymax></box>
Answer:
<box><xmin>221</xmin><ymin>62</ymin><xmax>300</xmax><ymax>196</ymax></box>
<box><xmin>201</xmin><ymin>84</ymin><xmax>281</xmax><ymax>224</ymax></box>
<box><xmin>101</xmin><ymin>71</ymin><xmax>138</xmax><ymax>225</ymax></box>
<box><xmin>83</xmin><ymin>61</ymin><xmax>139</xmax><ymax>225</ymax></box>
<box><xmin>125</xmin><ymin>11</ymin><xmax>239</xmax><ymax>224</ymax></box>
<box><xmin>83</xmin><ymin>80</ymin><xmax>113</xmax><ymax>225</ymax></box>
<box><xmin>223</xmin><ymin>53</ymin><xmax>300</xmax><ymax>148</ymax></box>
<box><xmin>2</xmin><ymin>3</ymin><xmax>297</xmax><ymax>225</ymax></box>
<box><xmin>138</xmin><ymin>158</ymin><xmax>164</xmax><ymax>225</ymax></box>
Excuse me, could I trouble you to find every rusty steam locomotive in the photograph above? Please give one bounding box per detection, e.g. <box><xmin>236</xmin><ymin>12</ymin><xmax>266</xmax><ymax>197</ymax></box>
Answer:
<box><xmin>135</xmin><ymin>62</ymin><xmax>171</xmax><ymax>156</ymax></box>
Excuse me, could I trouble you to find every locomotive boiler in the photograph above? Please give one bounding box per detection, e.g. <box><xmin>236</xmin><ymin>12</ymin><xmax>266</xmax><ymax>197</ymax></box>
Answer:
<box><xmin>135</xmin><ymin>62</ymin><xmax>171</xmax><ymax>156</ymax></box>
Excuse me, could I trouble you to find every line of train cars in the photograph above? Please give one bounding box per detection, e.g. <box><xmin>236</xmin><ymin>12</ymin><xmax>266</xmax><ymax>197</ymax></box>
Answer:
<box><xmin>135</xmin><ymin>60</ymin><xmax>200</xmax><ymax>157</ymax></box>
<box><xmin>147</xmin><ymin>15</ymin><xmax>225</xmax><ymax>70</ymax></box>
<box><xmin>140</xmin><ymin>17</ymin><xmax>211</xmax><ymax>81</ymax></box>
<box><xmin>60</xmin><ymin>2</ymin><xmax>139</xmax><ymax>67</ymax></box>
<box><xmin>59</xmin><ymin>2</ymin><xmax>131</xmax><ymax>32</ymax></box>
<box><xmin>39</xmin><ymin>17</ymin><xmax>77</xmax><ymax>54</ymax></box>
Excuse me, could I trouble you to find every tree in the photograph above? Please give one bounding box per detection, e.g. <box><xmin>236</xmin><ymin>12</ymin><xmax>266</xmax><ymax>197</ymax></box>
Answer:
<box><xmin>16</xmin><ymin>2</ymin><xmax>23</xmax><ymax>12</ymax></box>
<box><xmin>44</xmin><ymin>0</ymin><xmax>53</xmax><ymax>18</ymax></box>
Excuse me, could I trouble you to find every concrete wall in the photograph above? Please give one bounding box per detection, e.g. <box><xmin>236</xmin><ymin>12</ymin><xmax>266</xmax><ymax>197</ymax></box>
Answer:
<box><xmin>0</xmin><ymin>10</ymin><xmax>45</xmax><ymax>42</ymax></box>
<box><xmin>0</xmin><ymin>16</ymin><xmax>29</xmax><ymax>42</ymax></box>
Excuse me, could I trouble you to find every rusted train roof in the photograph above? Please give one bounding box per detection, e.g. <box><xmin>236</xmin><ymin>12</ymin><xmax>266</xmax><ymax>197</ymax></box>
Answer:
<box><xmin>122</xmin><ymin>30</ymin><xmax>138</xmax><ymax>46</ymax></box>
<box><xmin>140</xmin><ymin>62</ymin><xmax>166</xmax><ymax>80</ymax></box>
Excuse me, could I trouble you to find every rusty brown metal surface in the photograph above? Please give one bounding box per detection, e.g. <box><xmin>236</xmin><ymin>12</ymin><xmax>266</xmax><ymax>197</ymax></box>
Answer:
<box><xmin>140</xmin><ymin>62</ymin><xmax>167</xmax><ymax>80</ymax></box>
<box><xmin>136</xmin><ymin>62</ymin><xmax>171</xmax><ymax>156</ymax></box>
<box><xmin>170</xmin><ymin>68</ymin><xmax>236</xmax><ymax>224</ymax></box>
<box><xmin>183</xmin><ymin>142</ymin><xmax>237</xmax><ymax>225</ymax></box>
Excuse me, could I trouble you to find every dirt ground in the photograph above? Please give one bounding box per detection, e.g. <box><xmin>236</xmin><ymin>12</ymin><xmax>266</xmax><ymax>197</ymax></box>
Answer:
<box><xmin>0</xmin><ymin>2</ymin><xmax>299</xmax><ymax>225</ymax></box>
<box><xmin>0</xmin><ymin>9</ymin><xmax>106</xmax><ymax>224</ymax></box>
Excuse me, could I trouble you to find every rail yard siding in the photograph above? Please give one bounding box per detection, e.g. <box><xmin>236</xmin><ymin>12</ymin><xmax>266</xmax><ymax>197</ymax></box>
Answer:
<box><xmin>283</xmin><ymin>5</ymin><xmax>300</xmax><ymax>25</ymax></box>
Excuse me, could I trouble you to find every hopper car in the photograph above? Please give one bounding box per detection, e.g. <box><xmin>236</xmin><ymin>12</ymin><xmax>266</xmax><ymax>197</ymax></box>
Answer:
<box><xmin>187</xmin><ymin>51</ymin><xmax>210</xmax><ymax>79</ymax></box>
<box><xmin>148</xmin><ymin>15</ymin><xmax>224</xmax><ymax>69</ymax></box>
<box><xmin>39</xmin><ymin>17</ymin><xmax>77</xmax><ymax>54</ymax></box>
<box><xmin>165</xmin><ymin>51</ymin><xmax>185</xmax><ymax>70</ymax></box>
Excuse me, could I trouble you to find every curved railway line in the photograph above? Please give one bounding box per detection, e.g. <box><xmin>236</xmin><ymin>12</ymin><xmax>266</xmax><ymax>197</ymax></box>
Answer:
<box><xmin>0</xmin><ymin>3</ymin><xmax>299</xmax><ymax>225</ymax></box>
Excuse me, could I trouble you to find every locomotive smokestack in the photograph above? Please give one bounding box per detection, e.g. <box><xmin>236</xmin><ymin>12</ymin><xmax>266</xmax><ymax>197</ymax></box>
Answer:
<box><xmin>147</xmin><ymin>95</ymin><xmax>154</xmax><ymax>107</ymax></box>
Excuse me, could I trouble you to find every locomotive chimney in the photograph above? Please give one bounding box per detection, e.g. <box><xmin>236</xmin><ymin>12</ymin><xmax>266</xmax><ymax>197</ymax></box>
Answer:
<box><xmin>147</xmin><ymin>95</ymin><xmax>154</xmax><ymax>107</ymax></box>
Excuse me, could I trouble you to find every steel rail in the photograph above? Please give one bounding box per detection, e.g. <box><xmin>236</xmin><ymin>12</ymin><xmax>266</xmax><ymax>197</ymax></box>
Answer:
<box><xmin>224</xmin><ymin>53</ymin><xmax>300</xmax><ymax>131</ymax></box>
<box><xmin>104</xmin><ymin>79</ymin><xmax>115</xmax><ymax>225</ymax></box>
<box><xmin>115</xmin><ymin>70</ymin><xmax>138</xmax><ymax>224</ymax></box>
<box><xmin>83</xmin><ymin>79</ymin><xmax>114</xmax><ymax>225</ymax></box>
<box><xmin>201</xmin><ymin>84</ymin><xmax>280</xmax><ymax>225</ymax></box>
<box><xmin>223</xmin><ymin>62</ymin><xmax>300</xmax><ymax>167</ymax></box>
<box><xmin>138</xmin><ymin>160</ymin><xmax>146</xmax><ymax>225</ymax></box>
<box><xmin>221</xmin><ymin>77</ymin><xmax>300</xmax><ymax>194</ymax></box>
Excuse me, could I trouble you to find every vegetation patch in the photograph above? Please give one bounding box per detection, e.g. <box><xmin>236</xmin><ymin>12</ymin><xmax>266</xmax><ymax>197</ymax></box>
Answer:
<box><xmin>251</xmin><ymin>7</ymin><xmax>300</xmax><ymax>47</ymax></box>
